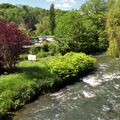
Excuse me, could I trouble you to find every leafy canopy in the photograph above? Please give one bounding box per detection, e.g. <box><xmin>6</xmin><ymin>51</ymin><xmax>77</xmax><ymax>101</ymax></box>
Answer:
<box><xmin>0</xmin><ymin>20</ymin><xmax>28</xmax><ymax>70</ymax></box>
<box><xmin>106</xmin><ymin>0</ymin><xmax>120</xmax><ymax>57</ymax></box>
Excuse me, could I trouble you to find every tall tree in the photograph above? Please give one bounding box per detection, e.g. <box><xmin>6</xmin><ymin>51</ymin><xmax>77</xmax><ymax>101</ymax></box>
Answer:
<box><xmin>106</xmin><ymin>0</ymin><xmax>120</xmax><ymax>57</ymax></box>
<box><xmin>80</xmin><ymin>0</ymin><xmax>114</xmax><ymax>51</ymax></box>
<box><xmin>55</xmin><ymin>11</ymin><xmax>99</xmax><ymax>54</ymax></box>
<box><xmin>50</xmin><ymin>4</ymin><xmax>55</xmax><ymax>35</ymax></box>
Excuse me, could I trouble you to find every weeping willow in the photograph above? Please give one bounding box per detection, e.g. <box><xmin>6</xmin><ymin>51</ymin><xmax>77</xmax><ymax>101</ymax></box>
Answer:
<box><xmin>106</xmin><ymin>0</ymin><xmax>120</xmax><ymax>57</ymax></box>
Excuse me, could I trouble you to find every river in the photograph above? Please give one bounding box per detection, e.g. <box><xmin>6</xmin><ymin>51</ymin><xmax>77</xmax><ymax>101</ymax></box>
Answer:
<box><xmin>13</xmin><ymin>54</ymin><xmax>120</xmax><ymax>120</ymax></box>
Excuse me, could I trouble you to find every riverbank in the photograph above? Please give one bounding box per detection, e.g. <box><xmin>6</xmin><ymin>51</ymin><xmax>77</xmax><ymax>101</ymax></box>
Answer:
<box><xmin>13</xmin><ymin>54</ymin><xmax>120</xmax><ymax>120</ymax></box>
<box><xmin>0</xmin><ymin>53</ymin><xmax>96</xmax><ymax>119</ymax></box>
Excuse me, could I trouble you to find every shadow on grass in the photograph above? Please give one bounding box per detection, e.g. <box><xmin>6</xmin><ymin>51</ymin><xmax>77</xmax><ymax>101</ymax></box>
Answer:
<box><xmin>7</xmin><ymin>66</ymin><xmax>54</xmax><ymax>120</ymax></box>
<box><xmin>17</xmin><ymin>65</ymin><xmax>52</xmax><ymax>81</ymax></box>
<box><xmin>4</xmin><ymin>65</ymin><xmax>96</xmax><ymax>120</ymax></box>
<box><xmin>0</xmin><ymin>115</ymin><xmax>12</xmax><ymax>120</ymax></box>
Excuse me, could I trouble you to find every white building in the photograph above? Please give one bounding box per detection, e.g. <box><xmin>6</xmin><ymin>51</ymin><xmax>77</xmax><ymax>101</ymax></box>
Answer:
<box><xmin>38</xmin><ymin>36</ymin><xmax>54</xmax><ymax>42</ymax></box>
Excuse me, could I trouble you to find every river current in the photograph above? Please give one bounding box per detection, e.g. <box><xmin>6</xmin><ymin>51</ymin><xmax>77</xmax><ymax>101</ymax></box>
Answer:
<box><xmin>13</xmin><ymin>54</ymin><xmax>120</xmax><ymax>120</ymax></box>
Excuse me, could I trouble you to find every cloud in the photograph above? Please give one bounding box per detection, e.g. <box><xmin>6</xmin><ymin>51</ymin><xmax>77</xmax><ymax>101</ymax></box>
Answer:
<box><xmin>45</xmin><ymin>0</ymin><xmax>77</xmax><ymax>9</ymax></box>
<box><xmin>46</xmin><ymin>0</ymin><xmax>55</xmax><ymax>2</ymax></box>
<box><xmin>55</xmin><ymin>3</ymin><xmax>71</xmax><ymax>8</ymax></box>
<box><xmin>62</xmin><ymin>0</ymin><xmax>76</xmax><ymax>4</ymax></box>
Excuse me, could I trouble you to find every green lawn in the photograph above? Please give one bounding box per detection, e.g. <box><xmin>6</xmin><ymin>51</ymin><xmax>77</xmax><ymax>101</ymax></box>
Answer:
<box><xmin>0</xmin><ymin>56</ymin><xmax>56</xmax><ymax>118</ymax></box>
<box><xmin>0</xmin><ymin>53</ymin><xmax>96</xmax><ymax>119</ymax></box>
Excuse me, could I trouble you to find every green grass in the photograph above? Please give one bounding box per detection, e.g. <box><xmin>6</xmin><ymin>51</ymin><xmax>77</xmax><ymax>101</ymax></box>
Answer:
<box><xmin>0</xmin><ymin>53</ymin><xmax>96</xmax><ymax>119</ymax></box>
<box><xmin>0</xmin><ymin>56</ymin><xmax>56</xmax><ymax>118</ymax></box>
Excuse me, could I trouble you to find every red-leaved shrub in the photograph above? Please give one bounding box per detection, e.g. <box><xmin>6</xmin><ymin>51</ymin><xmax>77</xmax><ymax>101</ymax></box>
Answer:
<box><xmin>0</xmin><ymin>20</ymin><xmax>29</xmax><ymax>70</ymax></box>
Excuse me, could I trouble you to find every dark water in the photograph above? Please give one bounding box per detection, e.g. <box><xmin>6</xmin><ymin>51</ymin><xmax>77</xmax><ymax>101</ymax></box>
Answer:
<box><xmin>13</xmin><ymin>54</ymin><xmax>120</xmax><ymax>120</ymax></box>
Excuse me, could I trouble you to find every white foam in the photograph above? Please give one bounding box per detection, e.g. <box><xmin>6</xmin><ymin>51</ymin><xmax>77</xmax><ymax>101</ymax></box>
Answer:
<box><xmin>99</xmin><ymin>63</ymin><xmax>108</xmax><ymax>70</ymax></box>
<box><xmin>83</xmin><ymin>71</ymin><xmax>120</xmax><ymax>87</ymax></box>
<box><xmin>102</xmin><ymin>105</ymin><xmax>110</xmax><ymax>111</ymax></box>
<box><xmin>82</xmin><ymin>91</ymin><xmax>95</xmax><ymax>98</ymax></box>
<box><xmin>114</xmin><ymin>84</ymin><xmax>119</xmax><ymax>89</ymax></box>
<box><xmin>83</xmin><ymin>76</ymin><xmax>102</xmax><ymax>86</ymax></box>
<box><xmin>72</xmin><ymin>97</ymin><xmax>78</xmax><ymax>100</ymax></box>
<box><xmin>50</xmin><ymin>91</ymin><xmax>63</xmax><ymax>97</ymax></box>
<box><xmin>55</xmin><ymin>94</ymin><xmax>65</xmax><ymax>99</ymax></box>
<box><xmin>103</xmin><ymin>72</ymin><xmax>120</xmax><ymax>81</ymax></box>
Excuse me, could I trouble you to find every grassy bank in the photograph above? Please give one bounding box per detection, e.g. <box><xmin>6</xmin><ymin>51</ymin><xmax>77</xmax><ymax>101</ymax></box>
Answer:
<box><xmin>0</xmin><ymin>53</ymin><xmax>96</xmax><ymax>119</ymax></box>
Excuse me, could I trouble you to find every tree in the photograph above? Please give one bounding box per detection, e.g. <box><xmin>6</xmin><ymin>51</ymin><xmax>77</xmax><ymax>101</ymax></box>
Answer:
<box><xmin>50</xmin><ymin>4</ymin><xmax>55</xmax><ymax>35</ymax></box>
<box><xmin>55</xmin><ymin>11</ymin><xmax>100</xmax><ymax>54</ymax></box>
<box><xmin>0</xmin><ymin>20</ymin><xmax>29</xmax><ymax>70</ymax></box>
<box><xmin>0</xmin><ymin>3</ymin><xmax>16</xmax><ymax>9</ymax></box>
<box><xmin>80</xmin><ymin>0</ymin><xmax>114</xmax><ymax>51</ymax></box>
<box><xmin>35</xmin><ymin>16</ymin><xmax>50</xmax><ymax>36</ymax></box>
<box><xmin>0</xmin><ymin>4</ymin><xmax>49</xmax><ymax>35</ymax></box>
<box><xmin>106</xmin><ymin>0</ymin><xmax>120</xmax><ymax>57</ymax></box>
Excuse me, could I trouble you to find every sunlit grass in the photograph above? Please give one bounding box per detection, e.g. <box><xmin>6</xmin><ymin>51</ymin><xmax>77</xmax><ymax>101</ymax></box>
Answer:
<box><xmin>0</xmin><ymin>57</ymin><xmax>55</xmax><ymax>118</ymax></box>
<box><xmin>0</xmin><ymin>54</ymin><xmax>96</xmax><ymax>119</ymax></box>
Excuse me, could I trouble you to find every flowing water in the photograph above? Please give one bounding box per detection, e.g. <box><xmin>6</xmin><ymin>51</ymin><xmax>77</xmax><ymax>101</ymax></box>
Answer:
<box><xmin>13</xmin><ymin>54</ymin><xmax>120</xmax><ymax>120</ymax></box>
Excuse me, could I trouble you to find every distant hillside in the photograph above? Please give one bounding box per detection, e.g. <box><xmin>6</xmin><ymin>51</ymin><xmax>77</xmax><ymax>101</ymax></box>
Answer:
<box><xmin>0</xmin><ymin>3</ymin><xmax>66</xmax><ymax>36</ymax></box>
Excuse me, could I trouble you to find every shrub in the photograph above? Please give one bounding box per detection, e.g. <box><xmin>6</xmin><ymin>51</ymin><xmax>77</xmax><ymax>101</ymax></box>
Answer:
<box><xmin>36</xmin><ymin>51</ymin><xmax>49</xmax><ymax>58</ymax></box>
<box><xmin>0</xmin><ymin>75</ymin><xmax>38</xmax><ymax>117</ymax></box>
<box><xmin>0</xmin><ymin>20</ymin><xmax>29</xmax><ymax>70</ymax></box>
<box><xmin>20</xmin><ymin>54</ymin><xmax>28</xmax><ymax>60</ymax></box>
<box><xmin>41</xmin><ymin>42</ymin><xmax>50</xmax><ymax>52</ymax></box>
<box><xmin>49</xmin><ymin>52</ymin><xmax>96</xmax><ymax>81</ymax></box>
<box><xmin>29</xmin><ymin>46</ymin><xmax>41</xmax><ymax>54</ymax></box>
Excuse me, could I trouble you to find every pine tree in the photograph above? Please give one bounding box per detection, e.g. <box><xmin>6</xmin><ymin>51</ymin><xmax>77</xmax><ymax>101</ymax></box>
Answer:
<box><xmin>50</xmin><ymin>4</ymin><xmax>55</xmax><ymax>35</ymax></box>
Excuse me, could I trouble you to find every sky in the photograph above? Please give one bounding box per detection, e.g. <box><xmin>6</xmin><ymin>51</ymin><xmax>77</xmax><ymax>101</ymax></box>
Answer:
<box><xmin>0</xmin><ymin>0</ymin><xmax>85</xmax><ymax>10</ymax></box>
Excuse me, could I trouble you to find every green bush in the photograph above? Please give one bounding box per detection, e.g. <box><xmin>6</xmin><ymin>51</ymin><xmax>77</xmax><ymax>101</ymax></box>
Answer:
<box><xmin>20</xmin><ymin>54</ymin><xmax>28</xmax><ymax>60</ymax></box>
<box><xmin>41</xmin><ymin>42</ymin><xmax>50</xmax><ymax>52</ymax></box>
<box><xmin>29</xmin><ymin>46</ymin><xmax>41</xmax><ymax>55</ymax></box>
<box><xmin>0</xmin><ymin>74</ymin><xmax>37</xmax><ymax>117</ymax></box>
<box><xmin>49</xmin><ymin>52</ymin><xmax>96</xmax><ymax>81</ymax></box>
<box><xmin>36</xmin><ymin>51</ymin><xmax>50</xmax><ymax>58</ymax></box>
<box><xmin>36</xmin><ymin>42</ymin><xmax>57</xmax><ymax>58</ymax></box>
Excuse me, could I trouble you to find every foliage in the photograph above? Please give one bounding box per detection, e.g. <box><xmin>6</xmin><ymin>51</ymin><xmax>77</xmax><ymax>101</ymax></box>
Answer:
<box><xmin>36</xmin><ymin>42</ymin><xmax>60</xmax><ymax>58</ymax></box>
<box><xmin>35</xmin><ymin>16</ymin><xmax>50</xmax><ymax>36</ymax></box>
<box><xmin>0</xmin><ymin>20</ymin><xmax>28</xmax><ymax>70</ymax></box>
<box><xmin>26</xmin><ymin>42</ymin><xmax>55</xmax><ymax>59</ymax></box>
<box><xmin>36</xmin><ymin>43</ymin><xmax>52</xmax><ymax>58</ymax></box>
<box><xmin>0</xmin><ymin>73</ymin><xmax>38</xmax><ymax>118</ymax></box>
<box><xmin>80</xmin><ymin>0</ymin><xmax>114</xmax><ymax>15</ymax></box>
<box><xmin>106</xmin><ymin>0</ymin><xmax>120</xmax><ymax>57</ymax></box>
<box><xmin>0</xmin><ymin>57</ymin><xmax>54</xmax><ymax>118</ymax></box>
<box><xmin>18</xmin><ymin>23</ymin><xmax>30</xmax><ymax>36</ymax></box>
<box><xmin>49</xmin><ymin>52</ymin><xmax>96</xmax><ymax>81</ymax></box>
<box><xmin>79</xmin><ymin>0</ymin><xmax>114</xmax><ymax>52</ymax></box>
<box><xmin>50</xmin><ymin>4</ymin><xmax>56</xmax><ymax>35</ymax></box>
<box><xmin>0</xmin><ymin>4</ymin><xmax>49</xmax><ymax>35</ymax></box>
<box><xmin>36</xmin><ymin>51</ymin><xmax>50</xmax><ymax>58</ymax></box>
<box><xmin>0</xmin><ymin>3</ymin><xmax>67</xmax><ymax>37</ymax></box>
<box><xmin>0</xmin><ymin>53</ymin><xmax>96</xmax><ymax>118</ymax></box>
<box><xmin>29</xmin><ymin>46</ymin><xmax>41</xmax><ymax>54</ymax></box>
<box><xmin>20</xmin><ymin>54</ymin><xmax>28</xmax><ymax>60</ymax></box>
<box><xmin>55</xmin><ymin>11</ymin><xmax>106</xmax><ymax>54</ymax></box>
<box><xmin>41</xmin><ymin>42</ymin><xmax>50</xmax><ymax>52</ymax></box>
<box><xmin>55</xmin><ymin>9</ymin><xmax>67</xmax><ymax>24</ymax></box>
<box><xmin>54</xmin><ymin>0</ymin><xmax>114</xmax><ymax>54</ymax></box>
